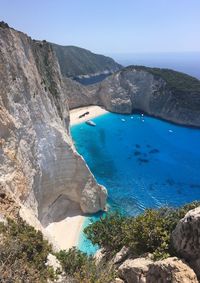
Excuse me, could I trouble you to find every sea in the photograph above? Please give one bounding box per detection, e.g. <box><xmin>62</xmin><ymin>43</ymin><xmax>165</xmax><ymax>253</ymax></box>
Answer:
<box><xmin>71</xmin><ymin>53</ymin><xmax>200</xmax><ymax>254</ymax></box>
<box><xmin>71</xmin><ymin>113</ymin><xmax>200</xmax><ymax>254</ymax></box>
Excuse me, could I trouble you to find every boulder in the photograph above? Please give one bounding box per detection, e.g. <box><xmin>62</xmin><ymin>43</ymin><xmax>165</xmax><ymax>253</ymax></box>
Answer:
<box><xmin>45</xmin><ymin>253</ymin><xmax>62</xmax><ymax>272</ymax></box>
<box><xmin>172</xmin><ymin>206</ymin><xmax>200</xmax><ymax>278</ymax></box>
<box><xmin>113</xmin><ymin>246</ymin><xmax>130</xmax><ymax>265</ymax></box>
<box><xmin>147</xmin><ymin>257</ymin><xmax>198</xmax><ymax>283</ymax></box>
<box><xmin>118</xmin><ymin>257</ymin><xmax>198</xmax><ymax>283</ymax></box>
<box><xmin>118</xmin><ymin>257</ymin><xmax>153</xmax><ymax>283</ymax></box>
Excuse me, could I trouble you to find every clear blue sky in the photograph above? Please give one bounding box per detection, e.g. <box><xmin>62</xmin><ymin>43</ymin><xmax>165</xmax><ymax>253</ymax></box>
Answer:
<box><xmin>0</xmin><ymin>0</ymin><xmax>200</xmax><ymax>54</ymax></box>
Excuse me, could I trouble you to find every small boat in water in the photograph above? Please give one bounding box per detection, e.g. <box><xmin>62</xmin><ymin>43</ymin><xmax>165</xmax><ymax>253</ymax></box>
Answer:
<box><xmin>86</xmin><ymin>120</ymin><xmax>96</xmax><ymax>127</ymax></box>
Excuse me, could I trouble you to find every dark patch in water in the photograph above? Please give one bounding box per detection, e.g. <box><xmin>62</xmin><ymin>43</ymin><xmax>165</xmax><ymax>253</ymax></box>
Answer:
<box><xmin>86</xmin><ymin>143</ymin><xmax>116</xmax><ymax>179</ymax></box>
<box><xmin>134</xmin><ymin>150</ymin><xmax>141</xmax><ymax>156</ymax></box>
<box><xmin>190</xmin><ymin>184</ymin><xmax>200</xmax><ymax>189</ymax></box>
<box><xmin>138</xmin><ymin>158</ymin><xmax>149</xmax><ymax>163</ymax></box>
<box><xmin>99</xmin><ymin>129</ymin><xmax>106</xmax><ymax>145</ymax></box>
<box><xmin>135</xmin><ymin>144</ymin><xmax>140</xmax><ymax>148</ymax></box>
<box><xmin>146</xmin><ymin>144</ymin><xmax>151</xmax><ymax>148</ymax></box>
<box><xmin>166</xmin><ymin>178</ymin><xmax>175</xmax><ymax>186</ymax></box>
<box><xmin>149</xmin><ymin>149</ymin><xmax>160</xmax><ymax>154</ymax></box>
<box><xmin>176</xmin><ymin>189</ymin><xmax>182</xmax><ymax>194</ymax></box>
<box><xmin>149</xmin><ymin>184</ymin><xmax>155</xmax><ymax>191</ymax></box>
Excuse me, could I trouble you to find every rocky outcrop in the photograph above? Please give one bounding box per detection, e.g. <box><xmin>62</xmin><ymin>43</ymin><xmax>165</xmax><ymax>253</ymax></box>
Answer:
<box><xmin>118</xmin><ymin>257</ymin><xmax>198</xmax><ymax>283</ymax></box>
<box><xmin>113</xmin><ymin>246</ymin><xmax>131</xmax><ymax>265</ymax></box>
<box><xmin>51</xmin><ymin>43</ymin><xmax>122</xmax><ymax>78</ymax></box>
<box><xmin>94</xmin><ymin>66</ymin><xmax>200</xmax><ymax>127</ymax></box>
<box><xmin>147</xmin><ymin>257</ymin><xmax>198</xmax><ymax>283</ymax></box>
<box><xmin>172</xmin><ymin>206</ymin><xmax>200</xmax><ymax>279</ymax></box>
<box><xmin>63</xmin><ymin>65</ymin><xmax>200</xmax><ymax>127</ymax></box>
<box><xmin>118</xmin><ymin>257</ymin><xmax>153</xmax><ymax>283</ymax></box>
<box><xmin>0</xmin><ymin>24</ymin><xmax>107</xmax><ymax>229</ymax></box>
<box><xmin>62</xmin><ymin>77</ymin><xmax>98</xmax><ymax>109</ymax></box>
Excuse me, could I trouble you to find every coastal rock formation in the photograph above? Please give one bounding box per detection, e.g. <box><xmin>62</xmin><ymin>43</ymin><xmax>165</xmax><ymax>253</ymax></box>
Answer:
<box><xmin>62</xmin><ymin>77</ymin><xmax>98</xmax><ymax>109</ymax></box>
<box><xmin>94</xmin><ymin>66</ymin><xmax>200</xmax><ymax>127</ymax></box>
<box><xmin>51</xmin><ymin>43</ymin><xmax>122</xmax><ymax>78</ymax></box>
<box><xmin>147</xmin><ymin>257</ymin><xmax>198</xmax><ymax>283</ymax></box>
<box><xmin>118</xmin><ymin>257</ymin><xmax>198</xmax><ymax>283</ymax></box>
<box><xmin>0</xmin><ymin>24</ymin><xmax>107</xmax><ymax>230</ymax></box>
<box><xmin>118</xmin><ymin>257</ymin><xmax>153</xmax><ymax>283</ymax></box>
<box><xmin>172</xmin><ymin>206</ymin><xmax>200</xmax><ymax>278</ymax></box>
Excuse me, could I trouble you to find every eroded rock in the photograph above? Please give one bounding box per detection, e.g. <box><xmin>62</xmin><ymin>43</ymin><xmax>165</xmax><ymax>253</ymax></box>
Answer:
<box><xmin>147</xmin><ymin>257</ymin><xmax>198</xmax><ymax>283</ymax></box>
<box><xmin>172</xmin><ymin>206</ymin><xmax>200</xmax><ymax>279</ymax></box>
<box><xmin>118</xmin><ymin>257</ymin><xmax>153</xmax><ymax>283</ymax></box>
<box><xmin>118</xmin><ymin>256</ymin><xmax>198</xmax><ymax>283</ymax></box>
<box><xmin>0</xmin><ymin>25</ymin><xmax>107</xmax><ymax>238</ymax></box>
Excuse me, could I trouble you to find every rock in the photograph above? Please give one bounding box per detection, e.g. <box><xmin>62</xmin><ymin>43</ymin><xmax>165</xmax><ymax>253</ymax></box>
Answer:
<box><xmin>0</xmin><ymin>24</ymin><xmax>107</xmax><ymax>243</ymax></box>
<box><xmin>45</xmin><ymin>253</ymin><xmax>62</xmax><ymax>272</ymax></box>
<box><xmin>114</xmin><ymin>278</ymin><xmax>124</xmax><ymax>283</ymax></box>
<box><xmin>147</xmin><ymin>257</ymin><xmax>198</xmax><ymax>283</ymax></box>
<box><xmin>118</xmin><ymin>257</ymin><xmax>153</xmax><ymax>283</ymax></box>
<box><xmin>113</xmin><ymin>246</ymin><xmax>130</xmax><ymax>265</ymax></box>
<box><xmin>0</xmin><ymin>213</ymin><xmax>7</xmax><ymax>225</ymax></box>
<box><xmin>94</xmin><ymin>248</ymin><xmax>106</xmax><ymax>264</ymax></box>
<box><xmin>118</xmin><ymin>256</ymin><xmax>198</xmax><ymax>283</ymax></box>
<box><xmin>172</xmin><ymin>206</ymin><xmax>200</xmax><ymax>278</ymax></box>
<box><xmin>94</xmin><ymin>66</ymin><xmax>200</xmax><ymax>127</ymax></box>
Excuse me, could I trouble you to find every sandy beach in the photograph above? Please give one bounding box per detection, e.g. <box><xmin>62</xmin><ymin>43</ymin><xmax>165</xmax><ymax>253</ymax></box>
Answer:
<box><xmin>45</xmin><ymin>209</ymin><xmax>84</xmax><ymax>251</ymax></box>
<box><xmin>70</xmin><ymin>105</ymin><xmax>108</xmax><ymax>126</ymax></box>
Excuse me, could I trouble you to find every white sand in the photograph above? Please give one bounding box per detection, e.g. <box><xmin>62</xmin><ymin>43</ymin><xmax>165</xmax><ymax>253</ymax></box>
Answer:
<box><xmin>70</xmin><ymin>105</ymin><xmax>108</xmax><ymax>126</ymax></box>
<box><xmin>45</xmin><ymin>209</ymin><xmax>84</xmax><ymax>251</ymax></box>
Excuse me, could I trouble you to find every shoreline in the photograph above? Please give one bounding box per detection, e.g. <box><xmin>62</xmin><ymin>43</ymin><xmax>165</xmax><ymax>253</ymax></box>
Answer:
<box><xmin>45</xmin><ymin>210</ymin><xmax>85</xmax><ymax>251</ymax></box>
<box><xmin>70</xmin><ymin>105</ymin><xmax>108</xmax><ymax>126</ymax></box>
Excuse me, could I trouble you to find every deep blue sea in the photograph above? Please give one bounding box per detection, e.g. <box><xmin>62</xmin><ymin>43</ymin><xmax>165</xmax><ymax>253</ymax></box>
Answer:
<box><xmin>71</xmin><ymin>113</ymin><xmax>200</xmax><ymax>254</ymax></box>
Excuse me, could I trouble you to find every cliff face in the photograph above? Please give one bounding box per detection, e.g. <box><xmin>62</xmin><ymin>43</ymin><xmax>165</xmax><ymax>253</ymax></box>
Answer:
<box><xmin>51</xmin><ymin>43</ymin><xmax>122</xmax><ymax>78</ymax></box>
<box><xmin>0</xmin><ymin>24</ymin><xmax>107</xmax><ymax>226</ymax></box>
<box><xmin>94</xmin><ymin>66</ymin><xmax>200</xmax><ymax>127</ymax></box>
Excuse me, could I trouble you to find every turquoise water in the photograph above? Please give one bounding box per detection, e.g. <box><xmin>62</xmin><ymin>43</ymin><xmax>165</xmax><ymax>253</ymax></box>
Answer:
<box><xmin>71</xmin><ymin>113</ymin><xmax>200</xmax><ymax>254</ymax></box>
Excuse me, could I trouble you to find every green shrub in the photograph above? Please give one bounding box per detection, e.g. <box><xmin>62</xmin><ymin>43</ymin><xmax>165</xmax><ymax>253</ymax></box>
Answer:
<box><xmin>56</xmin><ymin>247</ymin><xmax>116</xmax><ymax>283</ymax></box>
<box><xmin>56</xmin><ymin>247</ymin><xmax>90</xmax><ymax>276</ymax></box>
<box><xmin>84</xmin><ymin>201</ymin><xmax>200</xmax><ymax>260</ymax></box>
<box><xmin>0</xmin><ymin>217</ymin><xmax>54</xmax><ymax>282</ymax></box>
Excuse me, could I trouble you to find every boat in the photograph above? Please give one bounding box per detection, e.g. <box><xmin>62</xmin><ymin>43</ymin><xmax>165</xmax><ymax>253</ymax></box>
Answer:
<box><xmin>121</xmin><ymin>118</ymin><xmax>126</xmax><ymax>122</ymax></box>
<box><xmin>79</xmin><ymin>111</ymin><xmax>90</xmax><ymax>119</ymax></box>
<box><xmin>86</xmin><ymin>120</ymin><xmax>96</xmax><ymax>126</ymax></box>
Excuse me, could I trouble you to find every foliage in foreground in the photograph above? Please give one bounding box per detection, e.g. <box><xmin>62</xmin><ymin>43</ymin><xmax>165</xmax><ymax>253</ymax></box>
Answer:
<box><xmin>56</xmin><ymin>247</ymin><xmax>116</xmax><ymax>283</ymax></box>
<box><xmin>0</xmin><ymin>217</ymin><xmax>54</xmax><ymax>282</ymax></box>
<box><xmin>84</xmin><ymin>201</ymin><xmax>200</xmax><ymax>260</ymax></box>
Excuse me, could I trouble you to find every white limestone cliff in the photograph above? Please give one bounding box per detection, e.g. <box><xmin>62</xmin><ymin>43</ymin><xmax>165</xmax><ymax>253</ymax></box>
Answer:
<box><xmin>0</xmin><ymin>24</ymin><xmax>107</xmax><ymax>233</ymax></box>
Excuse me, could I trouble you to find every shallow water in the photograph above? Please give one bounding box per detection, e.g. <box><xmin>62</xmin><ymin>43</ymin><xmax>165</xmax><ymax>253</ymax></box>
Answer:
<box><xmin>71</xmin><ymin>113</ymin><xmax>200</xmax><ymax>254</ymax></box>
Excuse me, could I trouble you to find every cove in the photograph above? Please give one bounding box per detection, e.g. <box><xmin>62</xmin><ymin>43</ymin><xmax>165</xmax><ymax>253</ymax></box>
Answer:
<box><xmin>70</xmin><ymin>113</ymin><xmax>200</xmax><ymax>254</ymax></box>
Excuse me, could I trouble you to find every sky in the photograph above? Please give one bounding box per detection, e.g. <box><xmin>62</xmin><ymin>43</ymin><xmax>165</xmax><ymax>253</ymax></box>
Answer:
<box><xmin>0</xmin><ymin>0</ymin><xmax>200</xmax><ymax>54</ymax></box>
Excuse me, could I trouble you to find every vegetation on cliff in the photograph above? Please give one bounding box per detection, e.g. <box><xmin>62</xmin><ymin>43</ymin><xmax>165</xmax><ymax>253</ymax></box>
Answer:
<box><xmin>51</xmin><ymin>43</ymin><xmax>122</xmax><ymax>77</ymax></box>
<box><xmin>0</xmin><ymin>217</ymin><xmax>54</xmax><ymax>282</ymax></box>
<box><xmin>56</xmin><ymin>247</ymin><xmax>116</xmax><ymax>283</ymax></box>
<box><xmin>125</xmin><ymin>65</ymin><xmax>200</xmax><ymax>94</ymax></box>
<box><xmin>1</xmin><ymin>202</ymin><xmax>200</xmax><ymax>282</ymax></box>
<box><xmin>84</xmin><ymin>201</ymin><xmax>200</xmax><ymax>260</ymax></box>
<box><xmin>0</xmin><ymin>217</ymin><xmax>115</xmax><ymax>282</ymax></box>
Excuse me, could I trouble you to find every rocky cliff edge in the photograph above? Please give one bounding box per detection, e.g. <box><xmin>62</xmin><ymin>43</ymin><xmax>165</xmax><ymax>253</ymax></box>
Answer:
<box><xmin>0</xmin><ymin>23</ymin><xmax>107</xmax><ymax>233</ymax></box>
